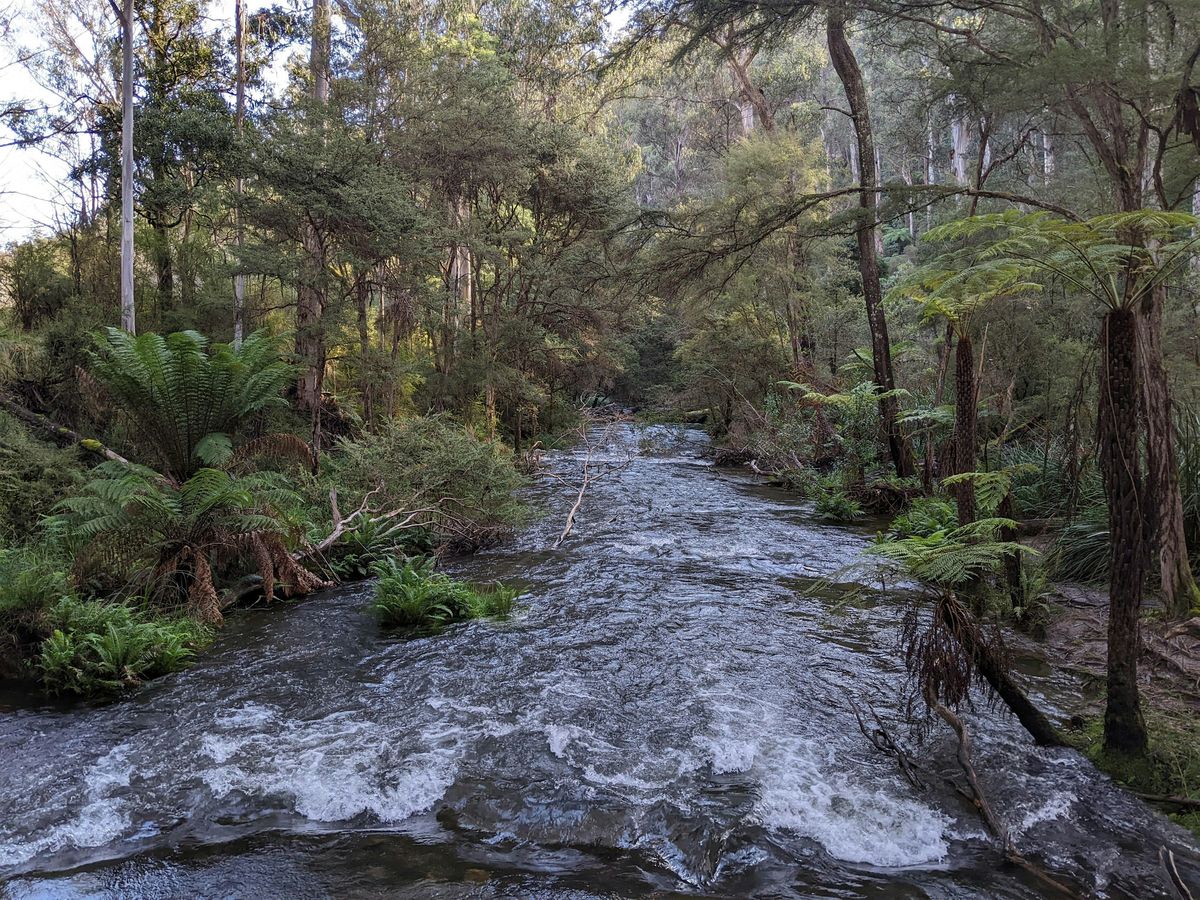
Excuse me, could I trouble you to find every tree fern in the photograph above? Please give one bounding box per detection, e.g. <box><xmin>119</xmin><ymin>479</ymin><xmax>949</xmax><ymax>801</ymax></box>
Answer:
<box><xmin>871</xmin><ymin>518</ymin><xmax>1036</xmax><ymax>589</ymax></box>
<box><xmin>89</xmin><ymin>328</ymin><xmax>294</xmax><ymax>481</ymax></box>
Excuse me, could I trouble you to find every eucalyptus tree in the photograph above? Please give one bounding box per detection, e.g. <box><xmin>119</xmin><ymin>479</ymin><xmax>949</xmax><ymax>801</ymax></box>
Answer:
<box><xmin>118</xmin><ymin>0</ymin><xmax>134</xmax><ymax>332</ymax></box>
<box><xmin>625</xmin><ymin>0</ymin><xmax>923</xmax><ymax>476</ymax></box>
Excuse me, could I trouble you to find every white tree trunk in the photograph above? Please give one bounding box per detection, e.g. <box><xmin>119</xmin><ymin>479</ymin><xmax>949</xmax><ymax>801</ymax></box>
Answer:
<box><xmin>738</xmin><ymin>101</ymin><xmax>754</xmax><ymax>135</ymax></box>
<box><xmin>1042</xmin><ymin>129</ymin><xmax>1055</xmax><ymax>184</ymax></box>
<box><xmin>950</xmin><ymin>113</ymin><xmax>969</xmax><ymax>185</ymax></box>
<box><xmin>119</xmin><ymin>0</ymin><xmax>135</xmax><ymax>333</ymax></box>
<box><xmin>233</xmin><ymin>0</ymin><xmax>247</xmax><ymax>346</ymax></box>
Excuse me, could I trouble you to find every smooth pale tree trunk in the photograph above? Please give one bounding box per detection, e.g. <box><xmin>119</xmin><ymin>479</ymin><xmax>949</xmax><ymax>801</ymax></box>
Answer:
<box><xmin>1138</xmin><ymin>284</ymin><xmax>1200</xmax><ymax>617</ymax></box>
<box><xmin>440</xmin><ymin>195</ymin><xmax>472</xmax><ymax>380</ymax></box>
<box><xmin>356</xmin><ymin>275</ymin><xmax>373</xmax><ymax>422</ymax></box>
<box><xmin>950</xmin><ymin>108</ymin><xmax>969</xmax><ymax>185</ymax></box>
<box><xmin>825</xmin><ymin>8</ymin><xmax>914</xmax><ymax>479</ymax></box>
<box><xmin>296</xmin><ymin>0</ymin><xmax>331</xmax><ymax>415</ymax></box>
<box><xmin>233</xmin><ymin>0</ymin><xmax>247</xmax><ymax>347</ymax></box>
<box><xmin>1099</xmin><ymin>307</ymin><xmax>1148</xmax><ymax>754</ymax></box>
<box><xmin>119</xmin><ymin>0</ymin><xmax>134</xmax><ymax>333</ymax></box>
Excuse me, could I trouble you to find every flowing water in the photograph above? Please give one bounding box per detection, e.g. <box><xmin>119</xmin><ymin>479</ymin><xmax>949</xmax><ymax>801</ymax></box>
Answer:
<box><xmin>2</xmin><ymin>425</ymin><xmax>1198</xmax><ymax>898</ymax></box>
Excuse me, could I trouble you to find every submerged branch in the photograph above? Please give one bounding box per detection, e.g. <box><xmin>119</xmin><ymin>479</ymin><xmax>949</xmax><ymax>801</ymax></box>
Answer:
<box><xmin>550</xmin><ymin>414</ymin><xmax>634</xmax><ymax>550</ymax></box>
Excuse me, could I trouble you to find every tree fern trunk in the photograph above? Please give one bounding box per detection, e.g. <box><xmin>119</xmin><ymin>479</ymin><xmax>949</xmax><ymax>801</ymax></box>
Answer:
<box><xmin>953</xmin><ymin>330</ymin><xmax>977</xmax><ymax>525</ymax></box>
<box><xmin>1099</xmin><ymin>307</ymin><xmax>1148</xmax><ymax>755</ymax></box>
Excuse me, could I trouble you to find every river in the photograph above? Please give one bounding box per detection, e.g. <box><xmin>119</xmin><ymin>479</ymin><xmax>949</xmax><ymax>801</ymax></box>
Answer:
<box><xmin>1</xmin><ymin>424</ymin><xmax>1197</xmax><ymax>898</ymax></box>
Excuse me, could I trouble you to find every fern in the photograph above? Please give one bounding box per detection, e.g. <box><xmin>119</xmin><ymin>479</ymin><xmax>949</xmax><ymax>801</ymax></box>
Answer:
<box><xmin>918</xmin><ymin>210</ymin><xmax>1200</xmax><ymax>312</ymax></box>
<box><xmin>941</xmin><ymin>465</ymin><xmax>1035</xmax><ymax>516</ymax></box>
<box><xmin>89</xmin><ymin>328</ymin><xmax>295</xmax><ymax>480</ymax></box>
<box><xmin>872</xmin><ymin>519</ymin><xmax>1036</xmax><ymax>589</ymax></box>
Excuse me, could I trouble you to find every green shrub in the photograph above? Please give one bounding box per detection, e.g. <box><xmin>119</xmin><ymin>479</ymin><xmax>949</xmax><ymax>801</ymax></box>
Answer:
<box><xmin>1004</xmin><ymin>442</ymin><xmax>1103</xmax><ymax>520</ymax></box>
<box><xmin>1052</xmin><ymin>503</ymin><xmax>1109</xmax><ymax>583</ymax></box>
<box><xmin>0</xmin><ymin>546</ymin><xmax>73</xmax><ymax>674</ymax></box>
<box><xmin>328</xmin><ymin>416</ymin><xmax>526</xmax><ymax>550</ymax></box>
<box><xmin>871</xmin><ymin>518</ymin><xmax>1035</xmax><ymax>589</ymax></box>
<box><xmin>1178</xmin><ymin>405</ymin><xmax>1200</xmax><ymax>571</ymax></box>
<box><xmin>48</xmin><ymin>463</ymin><xmax>324</xmax><ymax>625</ymax></box>
<box><xmin>328</xmin><ymin>518</ymin><xmax>436</xmax><ymax>580</ymax></box>
<box><xmin>0</xmin><ymin>413</ymin><xmax>84</xmax><ymax>540</ymax></box>
<box><xmin>38</xmin><ymin>597</ymin><xmax>212</xmax><ymax>696</ymax></box>
<box><xmin>813</xmin><ymin>480</ymin><xmax>863</xmax><ymax>522</ymax></box>
<box><xmin>372</xmin><ymin>556</ymin><xmax>516</xmax><ymax>633</ymax></box>
<box><xmin>888</xmin><ymin>496</ymin><xmax>957</xmax><ymax>538</ymax></box>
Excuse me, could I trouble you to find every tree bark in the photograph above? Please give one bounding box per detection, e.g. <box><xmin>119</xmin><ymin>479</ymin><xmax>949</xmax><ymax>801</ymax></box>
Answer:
<box><xmin>1138</xmin><ymin>284</ymin><xmax>1200</xmax><ymax>618</ymax></box>
<box><xmin>826</xmin><ymin>9</ymin><xmax>914</xmax><ymax>479</ymax></box>
<box><xmin>119</xmin><ymin>0</ymin><xmax>135</xmax><ymax>333</ymax></box>
<box><xmin>296</xmin><ymin>0</ymin><xmax>331</xmax><ymax>414</ymax></box>
<box><xmin>233</xmin><ymin>0</ymin><xmax>247</xmax><ymax>347</ymax></box>
<box><xmin>953</xmin><ymin>331</ymin><xmax>977</xmax><ymax>525</ymax></box>
<box><xmin>940</xmin><ymin>592</ymin><xmax>1064</xmax><ymax>746</ymax></box>
<box><xmin>1098</xmin><ymin>307</ymin><xmax>1148</xmax><ymax>754</ymax></box>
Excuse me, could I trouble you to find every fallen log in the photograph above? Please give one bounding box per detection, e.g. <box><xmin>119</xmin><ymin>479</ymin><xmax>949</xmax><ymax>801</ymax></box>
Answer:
<box><xmin>1</xmin><ymin>394</ymin><xmax>134</xmax><ymax>466</ymax></box>
<box><xmin>942</xmin><ymin>592</ymin><xmax>1066</xmax><ymax>747</ymax></box>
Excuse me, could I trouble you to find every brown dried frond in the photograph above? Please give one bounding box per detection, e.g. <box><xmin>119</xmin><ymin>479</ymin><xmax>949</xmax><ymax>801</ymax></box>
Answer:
<box><xmin>183</xmin><ymin>548</ymin><xmax>224</xmax><ymax>626</ymax></box>
<box><xmin>232</xmin><ymin>433</ymin><xmax>316</xmax><ymax>473</ymax></box>
<box><xmin>263</xmin><ymin>534</ymin><xmax>331</xmax><ymax>597</ymax></box>
<box><xmin>245</xmin><ymin>534</ymin><xmax>276</xmax><ymax>603</ymax></box>
<box><xmin>901</xmin><ymin>591</ymin><xmax>1007</xmax><ymax>737</ymax></box>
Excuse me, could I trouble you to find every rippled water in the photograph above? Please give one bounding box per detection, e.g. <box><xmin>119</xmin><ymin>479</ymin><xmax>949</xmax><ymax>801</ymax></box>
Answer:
<box><xmin>2</xmin><ymin>425</ymin><xmax>1198</xmax><ymax>898</ymax></box>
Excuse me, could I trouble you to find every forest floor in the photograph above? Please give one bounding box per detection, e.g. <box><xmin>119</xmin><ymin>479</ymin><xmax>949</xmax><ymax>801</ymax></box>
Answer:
<box><xmin>1038</xmin><ymin>584</ymin><xmax>1200</xmax><ymax>835</ymax></box>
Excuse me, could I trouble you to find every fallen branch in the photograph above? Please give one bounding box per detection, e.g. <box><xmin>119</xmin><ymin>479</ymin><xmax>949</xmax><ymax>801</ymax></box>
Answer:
<box><xmin>1136</xmin><ymin>793</ymin><xmax>1200</xmax><ymax>810</ymax></box>
<box><xmin>550</xmin><ymin>416</ymin><xmax>633</xmax><ymax>550</ymax></box>
<box><xmin>1</xmin><ymin>394</ymin><xmax>134</xmax><ymax>466</ymax></box>
<box><xmin>850</xmin><ymin>698</ymin><xmax>926</xmax><ymax>791</ymax></box>
<box><xmin>1161</xmin><ymin>847</ymin><xmax>1196</xmax><ymax>900</ymax></box>
<box><xmin>936</xmin><ymin>591</ymin><xmax>1066</xmax><ymax>747</ymax></box>
<box><xmin>929</xmin><ymin>697</ymin><xmax>1079</xmax><ymax>898</ymax></box>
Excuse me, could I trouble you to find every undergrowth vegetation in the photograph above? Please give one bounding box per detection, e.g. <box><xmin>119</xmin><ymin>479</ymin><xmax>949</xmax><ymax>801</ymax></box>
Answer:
<box><xmin>0</xmin><ymin>328</ymin><xmax>530</xmax><ymax>699</ymax></box>
<box><xmin>372</xmin><ymin>557</ymin><xmax>517</xmax><ymax>633</ymax></box>
<box><xmin>39</xmin><ymin>598</ymin><xmax>212</xmax><ymax>696</ymax></box>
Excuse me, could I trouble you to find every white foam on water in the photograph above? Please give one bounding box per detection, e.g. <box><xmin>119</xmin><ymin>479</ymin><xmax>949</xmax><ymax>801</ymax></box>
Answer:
<box><xmin>700</xmin><ymin>702</ymin><xmax>951</xmax><ymax>869</ymax></box>
<box><xmin>754</xmin><ymin>742</ymin><xmax>951</xmax><ymax>867</ymax></box>
<box><xmin>0</xmin><ymin>744</ymin><xmax>134</xmax><ymax>867</ymax></box>
<box><xmin>697</xmin><ymin>734</ymin><xmax>757</xmax><ymax>774</ymax></box>
<box><xmin>199</xmin><ymin>705</ymin><xmax>459</xmax><ymax>824</ymax></box>
<box><xmin>1015</xmin><ymin>790</ymin><xmax>1076</xmax><ymax>835</ymax></box>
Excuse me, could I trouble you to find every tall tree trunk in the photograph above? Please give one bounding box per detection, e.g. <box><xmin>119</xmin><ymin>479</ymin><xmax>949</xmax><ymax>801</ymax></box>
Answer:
<box><xmin>1138</xmin><ymin>284</ymin><xmax>1200</xmax><ymax>617</ymax></box>
<box><xmin>233</xmin><ymin>0</ymin><xmax>247</xmax><ymax>347</ymax></box>
<box><xmin>296</xmin><ymin>225</ymin><xmax>327</xmax><ymax>414</ymax></box>
<box><xmin>1098</xmin><ymin>307</ymin><xmax>1148</xmax><ymax>755</ymax></box>
<box><xmin>950</xmin><ymin>106</ymin><xmax>970</xmax><ymax>185</ymax></box>
<box><xmin>953</xmin><ymin>330</ymin><xmax>977</xmax><ymax>525</ymax></box>
<box><xmin>356</xmin><ymin>275</ymin><xmax>373</xmax><ymax>423</ymax></box>
<box><xmin>296</xmin><ymin>0</ymin><xmax>331</xmax><ymax>414</ymax></box>
<box><xmin>151</xmin><ymin>205</ymin><xmax>173</xmax><ymax>313</ymax></box>
<box><xmin>826</xmin><ymin>9</ymin><xmax>914</xmax><ymax>479</ymax></box>
<box><xmin>119</xmin><ymin>0</ymin><xmax>135</xmax><ymax>333</ymax></box>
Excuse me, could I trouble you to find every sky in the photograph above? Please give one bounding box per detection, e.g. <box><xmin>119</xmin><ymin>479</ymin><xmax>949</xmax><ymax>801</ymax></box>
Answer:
<box><xmin>0</xmin><ymin>0</ymin><xmax>632</xmax><ymax>242</ymax></box>
<box><xmin>0</xmin><ymin>0</ymin><xmax>247</xmax><ymax>240</ymax></box>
